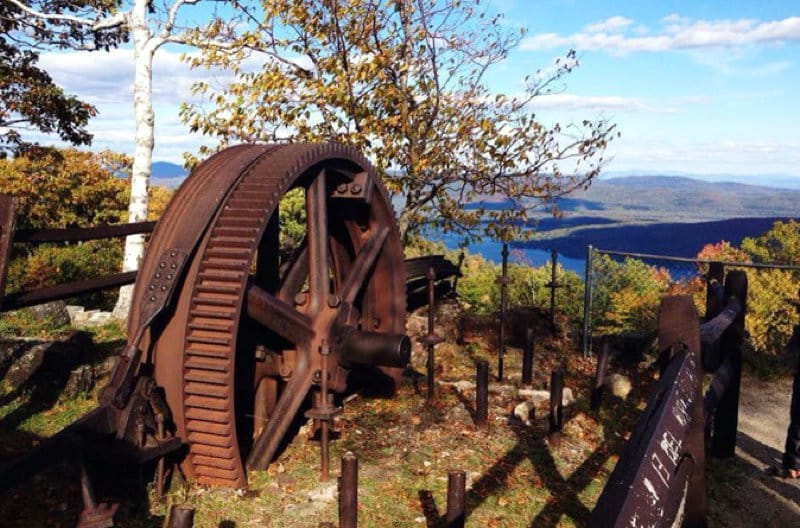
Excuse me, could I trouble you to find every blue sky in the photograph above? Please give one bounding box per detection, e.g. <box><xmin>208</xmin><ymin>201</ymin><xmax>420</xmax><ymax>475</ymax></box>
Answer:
<box><xmin>32</xmin><ymin>0</ymin><xmax>800</xmax><ymax>181</ymax></box>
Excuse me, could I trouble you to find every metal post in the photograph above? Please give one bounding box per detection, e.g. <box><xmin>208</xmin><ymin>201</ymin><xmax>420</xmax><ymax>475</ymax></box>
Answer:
<box><xmin>426</xmin><ymin>266</ymin><xmax>437</xmax><ymax>399</ymax></box>
<box><xmin>339</xmin><ymin>452</ymin><xmax>358</xmax><ymax>528</ymax></box>
<box><xmin>320</xmin><ymin>343</ymin><xmax>331</xmax><ymax>481</ymax></box>
<box><xmin>498</xmin><ymin>243</ymin><xmax>509</xmax><ymax>381</ymax></box>
<box><xmin>591</xmin><ymin>337</ymin><xmax>610</xmax><ymax>410</ymax></box>
<box><xmin>476</xmin><ymin>360</ymin><xmax>489</xmax><ymax>428</ymax></box>
<box><xmin>522</xmin><ymin>326</ymin><xmax>534</xmax><ymax>386</ymax></box>
<box><xmin>445</xmin><ymin>470</ymin><xmax>467</xmax><ymax>528</ymax></box>
<box><xmin>548</xmin><ymin>370</ymin><xmax>563</xmax><ymax>448</ymax></box>
<box><xmin>582</xmin><ymin>245</ymin><xmax>594</xmax><ymax>357</ymax></box>
<box><xmin>549</xmin><ymin>248</ymin><xmax>558</xmax><ymax>331</ymax></box>
<box><xmin>166</xmin><ymin>505</ymin><xmax>195</xmax><ymax>528</ymax></box>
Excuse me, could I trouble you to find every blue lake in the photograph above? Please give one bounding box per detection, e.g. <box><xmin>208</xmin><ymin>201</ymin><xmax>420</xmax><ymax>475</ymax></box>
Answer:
<box><xmin>427</xmin><ymin>231</ymin><xmax>587</xmax><ymax>276</ymax></box>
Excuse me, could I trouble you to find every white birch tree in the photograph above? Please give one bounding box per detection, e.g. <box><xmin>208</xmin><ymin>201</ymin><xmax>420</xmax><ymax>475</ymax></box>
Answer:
<box><xmin>7</xmin><ymin>0</ymin><xmax>220</xmax><ymax>319</ymax></box>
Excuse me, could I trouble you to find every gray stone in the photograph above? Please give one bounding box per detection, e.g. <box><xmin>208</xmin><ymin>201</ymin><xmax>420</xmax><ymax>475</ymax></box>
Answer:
<box><xmin>518</xmin><ymin>389</ymin><xmax>550</xmax><ymax>405</ymax></box>
<box><xmin>605</xmin><ymin>373</ymin><xmax>632</xmax><ymax>399</ymax></box>
<box><xmin>514</xmin><ymin>401</ymin><xmax>535</xmax><ymax>425</ymax></box>
<box><xmin>64</xmin><ymin>365</ymin><xmax>95</xmax><ymax>398</ymax></box>
<box><xmin>3</xmin><ymin>343</ymin><xmax>47</xmax><ymax>389</ymax></box>
<box><xmin>27</xmin><ymin>301</ymin><xmax>71</xmax><ymax>328</ymax></box>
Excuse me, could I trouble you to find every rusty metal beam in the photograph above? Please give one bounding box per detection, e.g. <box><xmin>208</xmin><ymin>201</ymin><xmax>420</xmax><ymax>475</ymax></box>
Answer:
<box><xmin>14</xmin><ymin>221</ymin><xmax>156</xmax><ymax>244</ymax></box>
<box><xmin>246</xmin><ymin>283</ymin><xmax>315</xmax><ymax>345</ymax></box>
<box><xmin>1</xmin><ymin>271</ymin><xmax>138</xmax><ymax>312</ymax></box>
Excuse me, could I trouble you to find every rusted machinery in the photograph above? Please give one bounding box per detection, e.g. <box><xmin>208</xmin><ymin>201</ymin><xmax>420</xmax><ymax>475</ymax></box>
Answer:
<box><xmin>0</xmin><ymin>143</ymin><xmax>411</xmax><ymax>501</ymax></box>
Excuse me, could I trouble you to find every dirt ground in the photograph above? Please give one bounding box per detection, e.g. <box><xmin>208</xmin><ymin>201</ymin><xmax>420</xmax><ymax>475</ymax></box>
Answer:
<box><xmin>706</xmin><ymin>370</ymin><xmax>800</xmax><ymax>527</ymax></box>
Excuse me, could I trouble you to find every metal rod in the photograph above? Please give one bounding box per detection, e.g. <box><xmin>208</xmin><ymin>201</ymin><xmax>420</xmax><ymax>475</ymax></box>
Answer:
<box><xmin>155</xmin><ymin>414</ymin><xmax>166</xmax><ymax>500</ymax></box>
<box><xmin>445</xmin><ymin>470</ymin><xmax>467</xmax><ymax>528</ymax></box>
<box><xmin>1</xmin><ymin>270</ymin><xmax>138</xmax><ymax>311</ymax></box>
<box><xmin>166</xmin><ymin>505</ymin><xmax>196</xmax><ymax>528</ymax></box>
<box><xmin>596</xmin><ymin>248</ymin><xmax>800</xmax><ymax>271</ymax></box>
<box><xmin>591</xmin><ymin>337</ymin><xmax>610</xmax><ymax>410</ymax></box>
<box><xmin>498</xmin><ymin>243</ymin><xmax>509</xmax><ymax>381</ymax></box>
<box><xmin>549</xmin><ymin>248</ymin><xmax>558</xmax><ymax>330</ymax></box>
<box><xmin>476</xmin><ymin>360</ymin><xmax>489</xmax><ymax>428</ymax></box>
<box><xmin>427</xmin><ymin>265</ymin><xmax>436</xmax><ymax>400</ymax></box>
<box><xmin>549</xmin><ymin>370</ymin><xmax>564</xmax><ymax>448</ymax></box>
<box><xmin>320</xmin><ymin>344</ymin><xmax>331</xmax><ymax>481</ymax></box>
<box><xmin>79</xmin><ymin>462</ymin><xmax>97</xmax><ymax>511</ymax></box>
<box><xmin>522</xmin><ymin>327</ymin><xmax>534</xmax><ymax>386</ymax></box>
<box><xmin>582</xmin><ymin>244</ymin><xmax>594</xmax><ymax>357</ymax></box>
<box><xmin>339</xmin><ymin>452</ymin><xmax>358</xmax><ymax>528</ymax></box>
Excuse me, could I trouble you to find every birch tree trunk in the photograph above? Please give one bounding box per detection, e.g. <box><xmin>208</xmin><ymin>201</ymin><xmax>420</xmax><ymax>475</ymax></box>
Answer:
<box><xmin>112</xmin><ymin>0</ymin><xmax>155</xmax><ymax>320</ymax></box>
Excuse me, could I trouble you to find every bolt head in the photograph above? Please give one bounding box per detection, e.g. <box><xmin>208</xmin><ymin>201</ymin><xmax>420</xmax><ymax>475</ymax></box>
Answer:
<box><xmin>327</xmin><ymin>294</ymin><xmax>341</xmax><ymax>308</ymax></box>
<box><xmin>294</xmin><ymin>292</ymin><xmax>307</xmax><ymax>306</ymax></box>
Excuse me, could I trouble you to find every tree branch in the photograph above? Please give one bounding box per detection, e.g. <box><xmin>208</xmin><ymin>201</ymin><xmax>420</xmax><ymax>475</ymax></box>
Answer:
<box><xmin>7</xmin><ymin>0</ymin><xmax>128</xmax><ymax>31</ymax></box>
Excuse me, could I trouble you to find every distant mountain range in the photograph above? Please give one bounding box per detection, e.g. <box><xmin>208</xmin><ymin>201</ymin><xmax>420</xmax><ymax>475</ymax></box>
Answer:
<box><xmin>149</xmin><ymin>161</ymin><xmax>800</xmax><ymax>220</ymax></box>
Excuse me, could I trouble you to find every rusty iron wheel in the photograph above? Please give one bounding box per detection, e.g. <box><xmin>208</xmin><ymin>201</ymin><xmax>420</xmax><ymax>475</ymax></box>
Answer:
<box><xmin>129</xmin><ymin>144</ymin><xmax>406</xmax><ymax>487</ymax></box>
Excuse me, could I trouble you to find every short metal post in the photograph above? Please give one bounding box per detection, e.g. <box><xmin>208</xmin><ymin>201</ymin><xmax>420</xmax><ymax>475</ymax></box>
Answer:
<box><xmin>321</xmin><ymin>345</ymin><xmax>331</xmax><ymax>480</ymax></box>
<box><xmin>476</xmin><ymin>360</ymin><xmax>489</xmax><ymax>428</ymax></box>
<box><xmin>498</xmin><ymin>243</ymin><xmax>509</xmax><ymax>381</ymax></box>
<box><xmin>424</xmin><ymin>265</ymin><xmax>441</xmax><ymax>399</ymax></box>
<box><xmin>166</xmin><ymin>505</ymin><xmax>195</xmax><ymax>528</ymax></box>
<box><xmin>522</xmin><ymin>327</ymin><xmax>534</xmax><ymax>386</ymax></box>
<box><xmin>591</xmin><ymin>337</ymin><xmax>610</xmax><ymax>410</ymax></box>
<box><xmin>548</xmin><ymin>370</ymin><xmax>564</xmax><ymax>448</ymax></box>
<box><xmin>339</xmin><ymin>452</ymin><xmax>358</xmax><ymax>528</ymax></box>
<box><xmin>445</xmin><ymin>470</ymin><xmax>466</xmax><ymax>528</ymax></box>
<box><xmin>582</xmin><ymin>245</ymin><xmax>594</xmax><ymax>357</ymax></box>
<box><xmin>549</xmin><ymin>249</ymin><xmax>558</xmax><ymax>330</ymax></box>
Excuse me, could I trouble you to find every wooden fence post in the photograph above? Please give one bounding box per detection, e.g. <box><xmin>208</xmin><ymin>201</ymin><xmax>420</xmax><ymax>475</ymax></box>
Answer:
<box><xmin>710</xmin><ymin>270</ymin><xmax>747</xmax><ymax>458</ymax></box>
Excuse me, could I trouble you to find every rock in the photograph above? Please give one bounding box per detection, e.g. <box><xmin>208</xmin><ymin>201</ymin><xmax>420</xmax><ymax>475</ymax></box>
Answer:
<box><xmin>0</xmin><ymin>331</ymin><xmax>95</xmax><ymax>392</ymax></box>
<box><xmin>562</xmin><ymin>387</ymin><xmax>575</xmax><ymax>406</ymax></box>
<box><xmin>517</xmin><ymin>387</ymin><xmax>575</xmax><ymax>407</ymax></box>
<box><xmin>3</xmin><ymin>343</ymin><xmax>47</xmax><ymax>390</ymax></box>
<box><xmin>27</xmin><ymin>301</ymin><xmax>71</xmax><ymax>328</ymax></box>
<box><xmin>72</xmin><ymin>309</ymin><xmax>114</xmax><ymax>328</ymax></box>
<box><xmin>518</xmin><ymin>389</ymin><xmax>550</xmax><ymax>405</ymax></box>
<box><xmin>438</xmin><ymin>380</ymin><xmax>476</xmax><ymax>392</ymax></box>
<box><xmin>64</xmin><ymin>365</ymin><xmax>95</xmax><ymax>398</ymax></box>
<box><xmin>514</xmin><ymin>401</ymin><xmax>535</xmax><ymax>425</ymax></box>
<box><xmin>606</xmin><ymin>374</ymin><xmax>632</xmax><ymax>399</ymax></box>
<box><xmin>306</xmin><ymin>482</ymin><xmax>337</xmax><ymax>503</ymax></box>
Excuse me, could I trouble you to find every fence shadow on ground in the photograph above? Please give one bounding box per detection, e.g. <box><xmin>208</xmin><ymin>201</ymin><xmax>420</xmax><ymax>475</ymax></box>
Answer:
<box><xmin>419</xmin><ymin>357</ymin><xmax>656</xmax><ymax>527</ymax></box>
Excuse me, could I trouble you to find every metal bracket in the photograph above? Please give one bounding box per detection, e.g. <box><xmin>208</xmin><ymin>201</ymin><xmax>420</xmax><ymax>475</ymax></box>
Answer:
<box><xmin>331</xmin><ymin>171</ymin><xmax>373</xmax><ymax>204</ymax></box>
<box><xmin>138</xmin><ymin>248</ymin><xmax>189</xmax><ymax>328</ymax></box>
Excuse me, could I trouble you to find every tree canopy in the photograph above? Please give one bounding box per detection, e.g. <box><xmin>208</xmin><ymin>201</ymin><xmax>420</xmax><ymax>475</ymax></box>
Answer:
<box><xmin>0</xmin><ymin>1</ymin><xmax>125</xmax><ymax>156</ymax></box>
<box><xmin>181</xmin><ymin>0</ymin><xmax>617</xmax><ymax>242</ymax></box>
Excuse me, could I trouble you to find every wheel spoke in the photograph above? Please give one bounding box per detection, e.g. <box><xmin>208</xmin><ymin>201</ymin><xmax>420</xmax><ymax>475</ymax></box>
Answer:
<box><xmin>246</xmin><ymin>283</ymin><xmax>315</xmax><ymax>345</ymax></box>
<box><xmin>246</xmin><ymin>366</ymin><xmax>314</xmax><ymax>470</ymax></box>
<box><xmin>278</xmin><ymin>240</ymin><xmax>308</xmax><ymax>303</ymax></box>
<box><xmin>339</xmin><ymin>226</ymin><xmax>390</xmax><ymax>304</ymax></box>
<box><xmin>306</xmin><ymin>169</ymin><xmax>329</xmax><ymax>314</ymax></box>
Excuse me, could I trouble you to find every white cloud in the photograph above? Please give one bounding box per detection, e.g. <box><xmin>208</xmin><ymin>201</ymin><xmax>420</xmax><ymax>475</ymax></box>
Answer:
<box><xmin>521</xmin><ymin>15</ymin><xmax>800</xmax><ymax>54</ymax></box>
<box><xmin>528</xmin><ymin>93</ymin><xmax>703</xmax><ymax>114</ymax></box>
<box><xmin>584</xmin><ymin>16</ymin><xmax>634</xmax><ymax>34</ymax></box>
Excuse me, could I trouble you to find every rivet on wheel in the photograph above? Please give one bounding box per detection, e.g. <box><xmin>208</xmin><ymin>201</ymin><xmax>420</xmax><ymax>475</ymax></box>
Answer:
<box><xmin>327</xmin><ymin>294</ymin><xmax>341</xmax><ymax>308</ymax></box>
<box><xmin>294</xmin><ymin>292</ymin><xmax>308</xmax><ymax>306</ymax></box>
<box><xmin>350</xmin><ymin>183</ymin><xmax>362</xmax><ymax>194</ymax></box>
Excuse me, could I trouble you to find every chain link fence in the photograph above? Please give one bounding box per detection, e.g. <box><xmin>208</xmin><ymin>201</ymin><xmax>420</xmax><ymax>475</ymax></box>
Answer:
<box><xmin>582</xmin><ymin>246</ymin><xmax>800</xmax><ymax>362</ymax></box>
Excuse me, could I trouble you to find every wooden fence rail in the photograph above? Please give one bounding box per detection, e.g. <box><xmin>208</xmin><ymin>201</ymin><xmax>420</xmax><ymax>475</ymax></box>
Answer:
<box><xmin>590</xmin><ymin>268</ymin><xmax>748</xmax><ymax>527</ymax></box>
